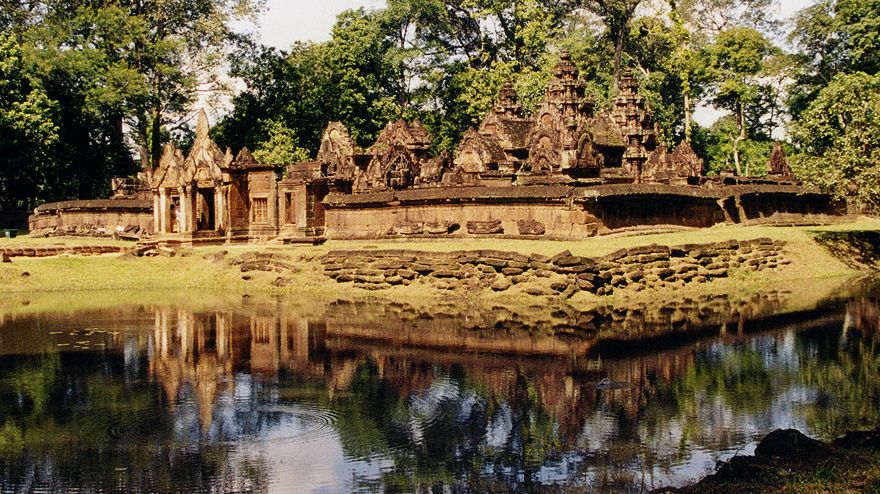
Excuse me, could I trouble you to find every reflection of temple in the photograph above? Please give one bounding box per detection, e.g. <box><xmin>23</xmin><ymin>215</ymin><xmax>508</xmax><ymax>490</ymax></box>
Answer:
<box><xmin>143</xmin><ymin>291</ymin><xmax>834</xmax><ymax>441</ymax></box>
<box><xmin>148</xmin><ymin>306</ymin><xmax>328</xmax><ymax>430</ymax></box>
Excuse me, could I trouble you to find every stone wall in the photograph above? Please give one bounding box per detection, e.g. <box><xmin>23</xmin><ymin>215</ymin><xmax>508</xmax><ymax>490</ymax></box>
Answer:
<box><xmin>322</xmin><ymin>184</ymin><xmax>844</xmax><ymax>240</ymax></box>
<box><xmin>1</xmin><ymin>244</ymin><xmax>125</xmax><ymax>259</ymax></box>
<box><xmin>319</xmin><ymin>238</ymin><xmax>789</xmax><ymax>296</ymax></box>
<box><xmin>29</xmin><ymin>199</ymin><xmax>153</xmax><ymax>236</ymax></box>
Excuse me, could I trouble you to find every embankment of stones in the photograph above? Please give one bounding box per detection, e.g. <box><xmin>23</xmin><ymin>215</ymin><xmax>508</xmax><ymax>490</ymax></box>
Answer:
<box><xmin>0</xmin><ymin>244</ymin><xmax>126</xmax><ymax>259</ymax></box>
<box><xmin>28</xmin><ymin>199</ymin><xmax>153</xmax><ymax>238</ymax></box>
<box><xmin>319</xmin><ymin>238</ymin><xmax>790</xmax><ymax>296</ymax></box>
<box><xmin>322</xmin><ymin>184</ymin><xmax>842</xmax><ymax>240</ymax></box>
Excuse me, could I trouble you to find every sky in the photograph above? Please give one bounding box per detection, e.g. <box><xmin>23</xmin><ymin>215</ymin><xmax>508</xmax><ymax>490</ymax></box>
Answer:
<box><xmin>243</xmin><ymin>0</ymin><xmax>814</xmax><ymax>129</ymax></box>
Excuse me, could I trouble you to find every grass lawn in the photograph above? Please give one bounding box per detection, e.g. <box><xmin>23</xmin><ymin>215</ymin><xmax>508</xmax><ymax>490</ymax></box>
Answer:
<box><xmin>0</xmin><ymin>219</ymin><xmax>877</xmax><ymax>310</ymax></box>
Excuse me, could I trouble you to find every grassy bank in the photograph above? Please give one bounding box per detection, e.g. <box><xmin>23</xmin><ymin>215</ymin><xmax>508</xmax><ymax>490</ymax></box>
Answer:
<box><xmin>1</xmin><ymin>220</ymin><xmax>877</xmax><ymax>309</ymax></box>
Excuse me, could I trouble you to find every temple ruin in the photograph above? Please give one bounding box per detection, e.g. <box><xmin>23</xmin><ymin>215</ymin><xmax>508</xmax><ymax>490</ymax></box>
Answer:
<box><xmin>30</xmin><ymin>52</ymin><xmax>842</xmax><ymax>242</ymax></box>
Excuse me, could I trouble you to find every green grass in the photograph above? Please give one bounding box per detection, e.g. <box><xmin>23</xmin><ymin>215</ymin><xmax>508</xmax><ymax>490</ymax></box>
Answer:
<box><xmin>0</xmin><ymin>219</ymin><xmax>877</xmax><ymax>311</ymax></box>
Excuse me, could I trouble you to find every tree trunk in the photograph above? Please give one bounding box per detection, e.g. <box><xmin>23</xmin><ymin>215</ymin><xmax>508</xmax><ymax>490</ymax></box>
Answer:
<box><xmin>137</xmin><ymin>115</ymin><xmax>151</xmax><ymax>172</ymax></box>
<box><xmin>684</xmin><ymin>92</ymin><xmax>692</xmax><ymax>143</ymax></box>
<box><xmin>613</xmin><ymin>23</ymin><xmax>626</xmax><ymax>90</ymax></box>
<box><xmin>732</xmin><ymin>103</ymin><xmax>746</xmax><ymax>176</ymax></box>
<box><xmin>150</xmin><ymin>107</ymin><xmax>162</xmax><ymax>171</ymax></box>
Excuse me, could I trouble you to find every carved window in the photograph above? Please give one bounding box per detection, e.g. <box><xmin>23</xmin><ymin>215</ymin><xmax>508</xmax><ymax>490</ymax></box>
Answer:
<box><xmin>252</xmin><ymin>197</ymin><xmax>268</xmax><ymax>224</ymax></box>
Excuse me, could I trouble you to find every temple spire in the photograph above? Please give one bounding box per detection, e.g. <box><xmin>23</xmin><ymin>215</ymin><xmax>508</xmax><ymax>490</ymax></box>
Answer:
<box><xmin>195</xmin><ymin>109</ymin><xmax>210</xmax><ymax>140</ymax></box>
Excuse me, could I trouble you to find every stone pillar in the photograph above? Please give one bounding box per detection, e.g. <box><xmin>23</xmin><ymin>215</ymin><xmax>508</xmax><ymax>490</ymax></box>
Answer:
<box><xmin>215</xmin><ymin>185</ymin><xmax>224</xmax><ymax>231</ymax></box>
<box><xmin>158</xmin><ymin>190</ymin><xmax>167</xmax><ymax>233</ymax></box>
<box><xmin>153</xmin><ymin>193</ymin><xmax>161</xmax><ymax>234</ymax></box>
<box><xmin>279</xmin><ymin>188</ymin><xmax>288</xmax><ymax>226</ymax></box>
<box><xmin>178</xmin><ymin>187</ymin><xmax>189</xmax><ymax>233</ymax></box>
<box><xmin>268</xmin><ymin>180</ymin><xmax>278</xmax><ymax>230</ymax></box>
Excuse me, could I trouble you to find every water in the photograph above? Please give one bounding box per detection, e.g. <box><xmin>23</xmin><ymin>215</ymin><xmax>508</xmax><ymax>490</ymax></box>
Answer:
<box><xmin>0</xmin><ymin>280</ymin><xmax>879</xmax><ymax>493</ymax></box>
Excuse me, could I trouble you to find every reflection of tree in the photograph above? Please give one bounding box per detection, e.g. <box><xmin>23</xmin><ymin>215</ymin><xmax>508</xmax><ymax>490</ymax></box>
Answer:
<box><xmin>795</xmin><ymin>296</ymin><xmax>880</xmax><ymax>437</ymax></box>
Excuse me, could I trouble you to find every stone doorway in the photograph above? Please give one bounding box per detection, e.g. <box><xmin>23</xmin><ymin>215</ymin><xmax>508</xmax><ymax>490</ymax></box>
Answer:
<box><xmin>196</xmin><ymin>188</ymin><xmax>216</xmax><ymax>231</ymax></box>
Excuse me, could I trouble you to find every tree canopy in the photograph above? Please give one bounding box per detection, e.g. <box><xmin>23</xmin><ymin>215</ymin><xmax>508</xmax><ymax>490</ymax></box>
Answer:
<box><xmin>1</xmin><ymin>0</ymin><xmax>878</xmax><ymax>213</ymax></box>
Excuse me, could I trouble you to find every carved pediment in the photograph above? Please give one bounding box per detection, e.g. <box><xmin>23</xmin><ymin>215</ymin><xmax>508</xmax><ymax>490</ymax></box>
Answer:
<box><xmin>151</xmin><ymin>143</ymin><xmax>186</xmax><ymax>189</ymax></box>
<box><xmin>182</xmin><ymin>109</ymin><xmax>225</xmax><ymax>186</ymax></box>
<box><xmin>370</xmin><ymin>120</ymin><xmax>431</xmax><ymax>153</ymax></box>
<box><xmin>317</xmin><ymin>122</ymin><xmax>357</xmax><ymax>178</ymax></box>
<box><xmin>454</xmin><ymin>129</ymin><xmax>507</xmax><ymax>174</ymax></box>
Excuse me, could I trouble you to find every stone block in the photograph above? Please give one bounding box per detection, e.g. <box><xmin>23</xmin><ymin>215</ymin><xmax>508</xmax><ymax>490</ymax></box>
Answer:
<box><xmin>556</xmin><ymin>263</ymin><xmax>595</xmax><ymax>274</ymax></box>
<box><xmin>529</xmin><ymin>261</ymin><xmax>554</xmax><ymax>271</ymax></box>
<box><xmin>517</xmin><ymin>219</ymin><xmax>546</xmax><ymax>236</ymax></box>
<box><xmin>479</xmin><ymin>257</ymin><xmax>508</xmax><ymax>268</ymax></box>
<box><xmin>397</xmin><ymin>269</ymin><xmax>418</xmax><ymax>279</ymax></box>
<box><xmin>550</xmin><ymin>281</ymin><xmax>569</xmax><ymax>292</ymax></box>
<box><xmin>467</xmin><ymin>220</ymin><xmax>503</xmax><ymax>235</ymax></box>
<box><xmin>501</xmin><ymin>267</ymin><xmax>524</xmax><ymax>276</ymax></box>
<box><xmin>475</xmin><ymin>264</ymin><xmax>497</xmax><ymax>274</ymax></box>
<box><xmin>627</xmin><ymin>269</ymin><xmax>645</xmax><ymax>281</ymax></box>
<box><xmin>705</xmin><ymin>268</ymin><xmax>728</xmax><ymax>278</ymax></box>
<box><xmin>491</xmin><ymin>278</ymin><xmax>512</xmax><ymax>291</ymax></box>
<box><xmin>655</xmin><ymin>268</ymin><xmax>675</xmax><ymax>279</ymax></box>
<box><xmin>548</xmin><ymin>250</ymin><xmax>573</xmax><ymax>264</ymax></box>
<box><xmin>554</xmin><ymin>255</ymin><xmax>584</xmax><ymax>267</ymax></box>
<box><xmin>576</xmin><ymin>279</ymin><xmax>596</xmax><ymax>291</ymax></box>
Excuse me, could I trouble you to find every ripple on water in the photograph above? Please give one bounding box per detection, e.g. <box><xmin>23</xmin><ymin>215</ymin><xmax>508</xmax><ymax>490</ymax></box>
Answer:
<box><xmin>251</xmin><ymin>402</ymin><xmax>341</xmax><ymax>444</ymax></box>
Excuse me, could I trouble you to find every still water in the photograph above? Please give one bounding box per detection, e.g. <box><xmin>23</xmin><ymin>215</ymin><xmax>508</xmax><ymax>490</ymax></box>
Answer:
<box><xmin>0</xmin><ymin>281</ymin><xmax>878</xmax><ymax>493</ymax></box>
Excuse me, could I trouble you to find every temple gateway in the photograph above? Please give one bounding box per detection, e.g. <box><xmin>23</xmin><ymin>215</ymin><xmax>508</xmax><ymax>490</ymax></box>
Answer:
<box><xmin>31</xmin><ymin>53</ymin><xmax>842</xmax><ymax>242</ymax></box>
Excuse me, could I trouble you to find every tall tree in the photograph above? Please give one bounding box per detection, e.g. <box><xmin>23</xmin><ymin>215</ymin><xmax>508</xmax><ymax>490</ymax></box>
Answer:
<box><xmin>791</xmin><ymin>72</ymin><xmax>880</xmax><ymax>210</ymax></box>
<box><xmin>788</xmin><ymin>0</ymin><xmax>880</xmax><ymax>118</ymax></box>
<box><xmin>0</xmin><ymin>32</ymin><xmax>58</xmax><ymax>211</ymax></box>
<box><xmin>583</xmin><ymin>0</ymin><xmax>644</xmax><ymax>88</ymax></box>
<box><xmin>704</xmin><ymin>27</ymin><xmax>778</xmax><ymax>175</ymax></box>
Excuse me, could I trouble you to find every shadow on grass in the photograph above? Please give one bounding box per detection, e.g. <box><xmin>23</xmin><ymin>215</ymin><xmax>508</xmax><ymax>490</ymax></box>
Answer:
<box><xmin>813</xmin><ymin>230</ymin><xmax>880</xmax><ymax>270</ymax></box>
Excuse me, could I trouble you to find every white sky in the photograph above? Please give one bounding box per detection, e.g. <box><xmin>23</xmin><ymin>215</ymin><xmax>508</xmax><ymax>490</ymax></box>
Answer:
<box><xmin>241</xmin><ymin>0</ymin><xmax>815</xmax><ymax>129</ymax></box>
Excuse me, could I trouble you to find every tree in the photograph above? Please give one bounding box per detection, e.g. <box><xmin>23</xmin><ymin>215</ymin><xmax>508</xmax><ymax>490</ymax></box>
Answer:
<box><xmin>0</xmin><ymin>32</ymin><xmax>59</xmax><ymax>211</ymax></box>
<box><xmin>788</xmin><ymin>0</ymin><xmax>880</xmax><ymax>118</ymax></box>
<box><xmin>252</xmin><ymin>120</ymin><xmax>310</xmax><ymax>165</ymax></box>
<box><xmin>27</xmin><ymin>0</ymin><xmax>264</xmax><ymax>170</ymax></box>
<box><xmin>215</xmin><ymin>7</ymin><xmax>402</xmax><ymax>153</ymax></box>
<box><xmin>583</xmin><ymin>0</ymin><xmax>644</xmax><ymax>89</ymax></box>
<box><xmin>790</xmin><ymin>72</ymin><xmax>880</xmax><ymax>210</ymax></box>
<box><xmin>676</xmin><ymin>0</ymin><xmax>779</xmax><ymax>40</ymax></box>
<box><xmin>704</xmin><ymin>27</ymin><xmax>778</xmax><ymax>175</ymax></box>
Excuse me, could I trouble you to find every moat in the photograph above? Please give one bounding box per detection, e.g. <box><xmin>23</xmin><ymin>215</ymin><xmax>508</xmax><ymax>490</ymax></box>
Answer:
<box><xmin>0</xmin><ymin>280</ymin><xmax>879</xmax><ymax>493</ymax></box>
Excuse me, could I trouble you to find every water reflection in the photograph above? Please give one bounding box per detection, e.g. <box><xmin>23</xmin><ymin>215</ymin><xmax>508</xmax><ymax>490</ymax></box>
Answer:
<box><xmin>0</xmin><ymin>282</ymin><xmax>878</xmax><ymax>492</ymax></box>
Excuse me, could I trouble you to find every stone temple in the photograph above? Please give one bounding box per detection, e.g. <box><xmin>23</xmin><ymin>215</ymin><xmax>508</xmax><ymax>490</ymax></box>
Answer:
<box><xmin>30</xmin><ymin>53</ymin><xmax>841</xmax><ymax>242</ymax></box>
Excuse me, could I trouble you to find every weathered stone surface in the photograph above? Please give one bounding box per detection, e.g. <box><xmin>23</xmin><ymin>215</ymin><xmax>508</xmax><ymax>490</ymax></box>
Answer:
<box><xmin>272</xmin><ymin>277</ymin><xmax>291</xmax><ymax>287</ymax></box>
<box><xmin>467</xmin><ymin>220</ymin><xmax>503</xmax><ymax>235</ymax></box>
<box><xmin>491</xmin><ymin>277</ymin><xmax>512</xmax><ymax>291</ymax></box>
<box><xmin>517</xmin><ymin>219</ymin><xmax>546</xmax><ymax>235</ymax></box>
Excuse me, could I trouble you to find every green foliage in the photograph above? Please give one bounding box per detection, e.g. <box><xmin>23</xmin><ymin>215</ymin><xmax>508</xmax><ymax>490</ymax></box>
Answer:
<box><xmin>252</xmin><ymin>121</ymin><xmax>311</xmax><ymax>165</ymax></box>
<box><xmin>790</xmin><ymin>72</ymin><xmax>880</xmax><ymax>209</ymax></box>
<box><xmin>0</xmin><ymin>32</ymin><xmax>59</xmax><ymax>210</ymax></box>
<box><xmin>695</xmin><ymin>116</ymin><xmax>773</xmax><ymax>175</ymax></box>
<box><xmin>789</xmin><ymin>0</ymin><xmax>880</xmax><ymax>118</ymax></box>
